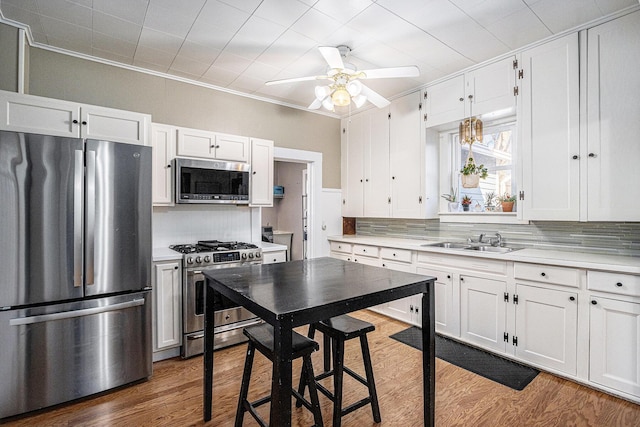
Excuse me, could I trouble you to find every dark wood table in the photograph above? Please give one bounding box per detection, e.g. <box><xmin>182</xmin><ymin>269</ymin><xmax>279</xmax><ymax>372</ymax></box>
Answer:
<box><xmin>203</xmin><ymin>257</ymin><xmax>436</xmax><ymax>426</ymax></box>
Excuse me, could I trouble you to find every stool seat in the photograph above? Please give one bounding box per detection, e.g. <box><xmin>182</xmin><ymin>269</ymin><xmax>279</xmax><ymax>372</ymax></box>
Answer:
<box><xmin>297</xmin><ymin>315</ymin><xmax>381</xmax><ymax>427</ymax></box>
<box><xmin>235</xmin><ymin>324</ymin><xmax>324</xmax><ymax>427</ymax></box>
<box><xmin>244</xmin><ymin>323</ymin><xmax>319</xmax><ymax>360</ymax></box>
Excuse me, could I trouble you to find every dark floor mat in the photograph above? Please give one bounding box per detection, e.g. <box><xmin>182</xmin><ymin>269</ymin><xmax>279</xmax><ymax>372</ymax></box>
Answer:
<box><xmin>389</xmin><ymin>326</ymin><xmax>539</xmax><ymax>391</ymax></box>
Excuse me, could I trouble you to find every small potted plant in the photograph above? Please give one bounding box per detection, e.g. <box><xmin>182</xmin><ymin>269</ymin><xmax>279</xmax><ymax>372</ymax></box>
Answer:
<box><xmin>484</xmin><ymin>191</ymin><xmax>497</xmax><ymax>212</ymax></box>
<box><xmin>460</xmin><ymin>156</ymin><xmax>488</xmax><ymax>188</ymax></box>
<box><xmin>499</xmin><ymin>193</ymin><xmax>516</xmax><ymax>212</ymax></box>
<box><xmin>461</xmin><ymin>195</ymin><xmax>472</xmax><ymax>212</ymax></box>
<box><xmin>441</xmin><ymin>187</ymin><xmax>459</xmax><ymax>212</ymax></box>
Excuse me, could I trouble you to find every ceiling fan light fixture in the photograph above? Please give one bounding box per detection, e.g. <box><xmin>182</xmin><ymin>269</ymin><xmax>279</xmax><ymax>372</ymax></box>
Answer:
<box><xmin>314</xmin><ymin>85</ymin><xmax>331</xmax><ymax>101</ymax></box>
<box><xmin>353</xmin><ymin>94</ymin><xmax>367</xmax><ymax>108</ymax></box>
<box><xmin>322</xmin><ymin>97</ymin><xmax>334</xmax><ymax>111</ymax></box>
<box><xmin>331</xmin><ymin>86</ymin><xmax>351</xmax><ymax>107</ymax></box>
<box><xmin>346</xmin><ymin>80</ymin><xmax>362</xmax><ymax>96</ymax></box>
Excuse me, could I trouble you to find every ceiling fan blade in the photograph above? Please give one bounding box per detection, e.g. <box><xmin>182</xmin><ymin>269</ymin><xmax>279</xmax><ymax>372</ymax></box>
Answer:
<box><xmin>360</xmin><ymin>84</ymin><xmax>390</xmax><ymax>108</ymax></box>
<box><xmin>319</xmin><ymin>46</ymin><xmax>345</xmax><ymax>70</ymax></box>
<box><xmin>359</xmin><ymin>66</ymin><xmax>420</xmax><ymax>79</ymax></box>
<box><xmin>308</xmin><ymin>98</ymin><xmax>323</xmax><ymax>110</ymax></box>
<box><xmin>265</xmin><ymin>75</ymin><xmax>326</xmax><ymax>86</ymax></box>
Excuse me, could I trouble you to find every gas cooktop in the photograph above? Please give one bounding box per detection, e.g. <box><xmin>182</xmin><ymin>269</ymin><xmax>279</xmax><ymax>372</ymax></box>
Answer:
<box><xmin>170</xmin><ymin>240</ymin><xmax>258</xmax><ymax>254</ymax></box>
<box><xmin>169</xmin><ymin>240</ymin><xmax>262</xmax><ymax>266</ymax></box>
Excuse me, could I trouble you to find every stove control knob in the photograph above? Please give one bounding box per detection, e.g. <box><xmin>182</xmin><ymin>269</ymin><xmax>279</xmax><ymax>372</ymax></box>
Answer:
<box><xmin>204</xmin><ymin>255</ymin><xmax>211</xmax><ymax>263</ymax></box>
<box><xmin>248</xmin><ymin>253</ymin><xmax>254</xmax><ymax>259</ymax></box>
<box><xmin>255</xmin><ymin>252</ymin><xmax>261</xmax><ymax>258</ymax></box>
<box><xmin>241</xmin><ymin>253</ymin><xmax>247</xmax><ymax>260</ymax></box>
<box><xmin>195</xmin><ymin>256</ymin><xmax>202</xmax><ymax>263</ymax></box>
<box><xmin>186</xmin><ymin>257</ymin><xmax>194</xmax><ymax>264</ymax></box>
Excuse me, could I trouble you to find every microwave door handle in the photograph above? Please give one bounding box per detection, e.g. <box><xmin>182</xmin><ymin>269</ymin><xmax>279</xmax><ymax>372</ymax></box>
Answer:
<box><xmin>73</xmin><ymin>150</ymin><xmax>84</xmax><ymax>288</ymax></box>
<box><xmin>85</xmin><ymin>150</ymin><xmax>96</xmax><ymax>287</ymax></box>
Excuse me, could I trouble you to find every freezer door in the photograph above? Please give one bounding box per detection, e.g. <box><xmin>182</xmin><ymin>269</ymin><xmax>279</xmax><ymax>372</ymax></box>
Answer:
<box><xmin>0</xmin><ymin>131</ymin><xmax>85</xmax><ymax>306</ymax></box>
<box><xmin>84</xmin><ymin>139</ymin><xmax>152</xmax><ymax>296</ymax></box>
<box><xmin>0</xmin><ymin>291</ymin><xmax>152</xmax><ymax>419</ymax></box>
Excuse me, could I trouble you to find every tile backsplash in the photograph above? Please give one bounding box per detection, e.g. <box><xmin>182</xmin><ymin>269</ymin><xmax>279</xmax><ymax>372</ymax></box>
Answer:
<box><xmin>356</xmin><ymin>218</ymin><xmax>640</xmax><ymax>257</ymax></box>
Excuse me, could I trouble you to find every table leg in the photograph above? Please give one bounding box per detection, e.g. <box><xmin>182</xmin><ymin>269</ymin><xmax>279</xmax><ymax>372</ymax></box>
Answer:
<box><xmin>204</xmin><ymin>280</ymin><xmax>216</xmax><ymax>421</ymax></box>
<box><xmin>422</xmin><ymin>282</ymin><xmax>436</xmax><ymax>427</ymax></box>
<box><xmin>270</xmin><ymin>317</ymin><xmax>293</xmax><ymax>427</ymax></box>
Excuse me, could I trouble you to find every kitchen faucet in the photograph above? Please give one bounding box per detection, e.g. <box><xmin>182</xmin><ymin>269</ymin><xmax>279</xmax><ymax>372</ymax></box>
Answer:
<box><xmin>468</xmin><ymin>233</ymin><xmax>502</xmax><ymax>246</ymax></box>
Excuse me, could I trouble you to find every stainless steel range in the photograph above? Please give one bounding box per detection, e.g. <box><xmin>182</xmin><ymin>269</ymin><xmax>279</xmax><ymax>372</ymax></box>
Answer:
<box><xmin>170</xmin><ymin>240</ymin><xmax>263</xmax><ymax>358</ymax></box>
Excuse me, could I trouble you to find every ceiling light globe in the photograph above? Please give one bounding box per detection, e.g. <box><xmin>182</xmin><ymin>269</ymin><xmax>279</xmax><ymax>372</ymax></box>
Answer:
<box><xmin>331</xmin><ymin>87</ymin><xmax>351</xmax><ymax>106</ymax></box>
<box><xmin>346</xmin><ymin>80</ymin><xmax>362</xmax><ymax>96</ymax></box>
<box><xmin>314</xmin><ymin>85</ymin><xmax>331</xmax><ymax>101</ymax></box>
<box><xmin>322</xmin><ymin>97</ymin><xmax>334</xmax><ymax>111</ymax></box>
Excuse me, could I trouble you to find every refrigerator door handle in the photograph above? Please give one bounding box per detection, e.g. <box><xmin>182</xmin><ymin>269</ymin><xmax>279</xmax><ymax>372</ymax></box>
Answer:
<box><xmin>85</xmin><ymin>150</ymin><xmax>96</xmax><ymax>286</ymax></box>
<box><xmin>9</xmin><ymin>298</ymin><xmax>146</xmax><ymax>326</ymax></box>
<box><xmin>74</xmin><ymin>150</ymin><xmax>84</xmax><ymax>288</ymax></box>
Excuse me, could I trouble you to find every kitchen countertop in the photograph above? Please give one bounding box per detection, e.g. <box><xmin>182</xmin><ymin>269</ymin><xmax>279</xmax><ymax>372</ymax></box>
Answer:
<box><xmin>328</xmin><ymin>235</ymin><xmax>640</xmax><ymax>275</ymax></box>
<box><xmin>152</xmin><ymin>242</ymin><xmax>287</xmax><ymax>262</ymax></box>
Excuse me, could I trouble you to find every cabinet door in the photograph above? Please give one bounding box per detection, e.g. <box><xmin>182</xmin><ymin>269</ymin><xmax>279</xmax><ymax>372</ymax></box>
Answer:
<box><xmin>465</xmin><ymin>56</ymin><xmax>516</xmax><ymax>117</ymax></box>
<box><xmin>214</xmin><ymin>133</ymin><xmax>249</xmax><ymax>162</ymax></box>
<box><xmin>153</xmin><ymin>261</ymin><xmax>182</xmax><ymax>351</ymax></box>
<box><xmin>249</xmin><ymin>138</ymin><xmax>274</xmax><ymax>207</ymax></box>
<box><xmin>460</xmin><ymin>275</ymin><xmax>507</xmax><ymax>353</ymax></box>
<box><xmin>390</xmin><ymin>92</ymin><xmax>425</xmax><ymax>218</ymax></box>
<box><xmin>341</xmin><ymin>114</ymin><xmax>365</xmax><ymax>217</ymax></box>
<box><xmin>587</xmin><ymin>11</ymin><xmax>640</xmax><ymax>221</ymax></box>
<box><xmin>590</xmin><ymin>296</ymin><xmax>640</xmax><ymax>397</ymax></box>
<box><xmin>520</xmin><ymin>33</ymin><xmax>580</xmax><ymax>220</ymax></box>
<box><xmin>424</xmin><ymin>75</ymin><xmax>465</xmax><ymax>128</ymax></box>
<box><xmin>0</xmin><ymin>90</ymin><xmax>80</xmax><ymax>137</ymax></box>
<box><xmin>176</xmin><ymin>127</ymin><xmax>215</xmax><ymax>158</ymax></box>
<box><xmin>514</xmin><ymin>284</ymin><xmax>577</xmax><ymax>375</ymax></box>
<box><xmin>81</xmin><ymin>105</ymin><xmax>150</xmax><ymax>145</ymax></box>
<box><xmin>364</xmin><ymin>107</ymin><xmax>391</xmax><ymax>217</ymax></box>
<box><xmin>418</xmin><ymin>267</ymin><xmax>458</xmax><ymax>337</ymax></box>
<box><xmin>151</xmin><ymin>124</ymin><xmax>176</xmax><ymax>205</ymax></box>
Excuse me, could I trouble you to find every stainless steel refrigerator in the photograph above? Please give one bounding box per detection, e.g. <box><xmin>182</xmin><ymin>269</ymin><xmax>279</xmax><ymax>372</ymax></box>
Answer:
<box><xmin>0</xmin><ymin>131</ymin><xmax>153</xmax><ymax>419</ymax></box>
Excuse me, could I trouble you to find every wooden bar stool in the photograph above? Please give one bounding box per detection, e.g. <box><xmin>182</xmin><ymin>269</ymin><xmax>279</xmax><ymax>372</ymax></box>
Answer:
<box><xmin>235</xmin><ymin>324</ymin><xmax>324</xmax><ymax>427</ymax></box>
<box><xmin>297</xmin><ymin>315</ymin><xmax>381</xmax><ymax>427</ymax></box>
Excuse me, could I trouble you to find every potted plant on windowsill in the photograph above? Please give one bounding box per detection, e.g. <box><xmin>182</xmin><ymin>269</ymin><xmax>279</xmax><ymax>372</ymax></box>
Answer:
<box><xmin>461</xmin><ymin>195</ymin><xmax>472</xmax><ymax>212</ymax></box>
<box><xmin>460</xmin><ymin>156</ymin><xmax>488</xmax><ymax>188</ymax></box>
<box><xmin>499</xmin><ymin>193</ymin><xmax>516</xmax><ymax>212</ymax></box>
<box><xmin>441</xmin><ymin>187</ymin><xmax>459</xmax><ymax>212</ymax></box>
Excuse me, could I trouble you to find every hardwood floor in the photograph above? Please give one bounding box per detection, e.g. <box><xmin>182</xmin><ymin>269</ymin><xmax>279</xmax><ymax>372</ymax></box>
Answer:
<box><xmin>4</xmin><ymin>310</ymin><xmax>639</xmax><ymax>426</ymax></box>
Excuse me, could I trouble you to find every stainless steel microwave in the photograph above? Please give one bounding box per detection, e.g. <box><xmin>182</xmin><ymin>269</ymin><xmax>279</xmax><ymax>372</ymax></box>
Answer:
<box><xmin>174</xmin><ymin>158</ymin><xmax>250</xmax><ymax>204</ymax></box>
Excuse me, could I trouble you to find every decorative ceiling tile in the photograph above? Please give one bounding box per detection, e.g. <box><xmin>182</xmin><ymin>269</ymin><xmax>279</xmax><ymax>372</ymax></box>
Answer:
<box><xmin>92</xmin><ymin>0</ymin><xmax>149</xmax><ymax>26</ymax></box>
<box><xmin>92</xmin><ymin>11</ymin><xmax>142</xmax><ymax>45</ymax></box>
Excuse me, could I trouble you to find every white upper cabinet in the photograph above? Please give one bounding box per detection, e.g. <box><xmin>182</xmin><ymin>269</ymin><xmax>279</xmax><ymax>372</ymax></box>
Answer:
<box><xmin>0</xmin><ymin>90</ymin><xmax>150</xmax><ymax>145</ymax></box>
<box><xmin>390</xmin><ymin>91</ymin><xmax>426</xmax><ymax>218</ymax></box>
<box><xmin>176</xmin><ymin>127</ymin><xmax>249</xmax><ymax>162</ymax></box>
<box><xmin>151</xmin><ymin>123</ymin><xmax>176</xmax><ymax>206</ymax></box>
<box><xmin>424</xmin><ymin>57</ymin><xmax>516</xmax><ymax>128</ymax></box>
<box><xmin>519</xmin><ymin>33</ymin><xmax>580</xmax><ymax>220</ymax></box>
<box><xmin>586</xmin><ymin>11</ymin><xmax>640</xmax><ymax>221</ymax></box>
<box><xmin>249</xmin><ymin>138</ymin><xmax>274</xmax><ymax>207</ymax></box>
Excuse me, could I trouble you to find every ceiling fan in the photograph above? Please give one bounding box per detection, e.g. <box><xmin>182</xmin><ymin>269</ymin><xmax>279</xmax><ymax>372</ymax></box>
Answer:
<box><xmin>265</xmin><ymin>45</ymin><xmax>419</xmax><ymax>111</ymax></box>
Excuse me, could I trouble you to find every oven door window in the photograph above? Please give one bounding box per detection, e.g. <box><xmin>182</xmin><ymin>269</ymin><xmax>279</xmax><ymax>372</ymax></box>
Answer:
<box><xmin>195</xmin><ymin>277</ymin><xmax>240</xmax><ymax>314</ymax></box>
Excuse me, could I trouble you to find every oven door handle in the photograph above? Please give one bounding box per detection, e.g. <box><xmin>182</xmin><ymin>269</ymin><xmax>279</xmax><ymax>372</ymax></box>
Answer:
<box><xmin>187</xmin><ymin>334</ymin><xmax>204</xmax><ymax>340</ymax></box>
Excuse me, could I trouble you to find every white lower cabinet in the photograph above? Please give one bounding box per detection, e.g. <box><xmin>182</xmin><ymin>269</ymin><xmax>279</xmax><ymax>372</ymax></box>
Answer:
<box><xmin>417</xmin><ymin>267</ymin><xmax>458</xmax><ymax>337</ymax></box>
<box><xmin>513</xmin><ymin>284</ymin><xmax>577</xmax><ymax>375</ymax></box>
<box><xmin>152</xmin><ymin>261</ymin><xmax>182</xmax><ymax>355</ymax></box>
<box><xmin>460</xmin><ymin>275</ymin><xmax>508</xmax><ymax>353</ymax></box>
<box><xmin>588</xmin><ymin>270</ymin><xmax>640</xmax><ymax>399</ymax></box>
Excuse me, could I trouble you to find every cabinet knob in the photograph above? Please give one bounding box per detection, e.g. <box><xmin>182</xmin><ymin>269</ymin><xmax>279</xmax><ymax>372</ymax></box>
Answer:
<box><xmin>81</xmin><ymin>121</ymin><xmax>87</xmax><ymax>125</ymax></box>
<box><xmin>588</xmin><ymin>153</ymin><xmax>597</xmax><ymax>158</ymax></box>
<box><xmin>572</xmin><ymin>155</ymin><xmax>579</xmax><ymax>160</ymax></box>
<box><xmin>365</xmin><ymin>178</ymin><xmax>369</xmax><ymax>182</ymax></box>
<box><xmin>252</xmin><ymin>171</ymin><xmax>256</xmax><ymax>175</ymax></box>
<box><xmin>591</xmin><ymin>300</ymin><xmax>597</xmax><ymax>305</ymax></box>
<box><xmin>541</xmin><ymin>272</ymin><xmax>546</xmax><ymax>277</ymax></box>
<box><xmin>392</xmin><ymin>176</ymin><xmax>396</xmax><ymax>180</ymax></box>
<box><xmin>174</xmin><ymin>266</ymin><xmax>179</xmax><ymax>270</ymax></box>
<box><xmin>382</xmin><ymin>263</ymin><xmax>386</xmax><ymax>267</ymax></box>
<box><xmin>615</xmin><ymin>282</ymin><xmax>623</xmax><ymax>287</ymax></box>
<box><xmin>460</xmin><ymin>276</ymin><xmax>464</xmax><ymax>281</ymax></box>
<box><xmin>167</xmin><ymin>164</ymin><xmax>171</xmax><ymax>168</ymax></box>
<box><xmin>569</xmin><ymin>296</ymin><xmax>575</xmax><ymax>301</ymax></box>
<box><xmin>447</xmin><ymin>275</ymin><xmax>451</xmax><ymax>279</ymax></box>
<box><xmin>459</xmin><ymin>97</ymin><xmax>464</xmax><ymax>102</ymax></box>
<box><xmin>72</xmin><ymin>119</ymin><xmax>79</xmax><ymax>124</ymax></box>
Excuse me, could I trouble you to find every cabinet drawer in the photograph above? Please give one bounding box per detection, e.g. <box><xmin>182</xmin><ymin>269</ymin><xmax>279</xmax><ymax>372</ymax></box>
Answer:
<box><xmin>418</xmin><ymin>252</ymin><xmax>506</xmax><ymax>275</ymax></box>
<box><xmin>263</xmin><ymin>251</ymin><xmax>286</xmax><ymax>264</ymax></box>
<box><xmin>353</xmin><ymin>244</ymin><xmax>379</xmax><ymax>257</ymax></box>
<box><xmin>380</xmin><ymin>247</ymin><xmax>412</xmax><ymax>263</ymax></box>
<box><xmin>330</xmin><ymin>242</ymin><xmax>352</xmax><ymax>254</ymax></box>
<box><xmin>514</xmin><ymin>263</ymin><xmax>580</xmax><ymax>288</ymax></box>
<box><xmin>380</xmin><ymin>260</ymin><xmax>416</xmax><ymax>273</ymax></box>
<box><xmin>588</xmin><ymin>271</ymin><xmax>640</xmax><ymax>297</ymax></box>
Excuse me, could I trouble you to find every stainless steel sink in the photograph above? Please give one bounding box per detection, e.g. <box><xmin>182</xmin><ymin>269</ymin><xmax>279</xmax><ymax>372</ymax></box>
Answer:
<box><xmin>421</xmin><ymin>242</ymin><xmax>470</xmax><ymax>249</ymax></box>
<box><xmin>464</xmin><ymin>246</ymin><xmax>522</xmax><ymax>253</ymax></box>
<box><xmin>421</xmin><ymin>242</ymin><xmax>523</xmax><ymax>253</ymax></box>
